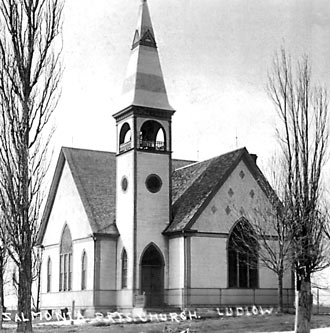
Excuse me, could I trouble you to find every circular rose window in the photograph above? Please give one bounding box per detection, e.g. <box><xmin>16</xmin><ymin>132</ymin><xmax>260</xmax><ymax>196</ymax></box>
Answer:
<box><xmin>121</xmin><ymin>176</ymin><xmax>128</xmax><ymax>192</ymax></box>
<box><xmin>145</xmin><ymin>174</ymin><xmax>162</xmax><ymax>193</ymax></box>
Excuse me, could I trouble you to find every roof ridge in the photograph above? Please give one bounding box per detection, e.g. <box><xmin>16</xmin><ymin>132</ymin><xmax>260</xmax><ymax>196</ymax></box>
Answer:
<box><xmin>62</xmin><ymin>146</ymin><xmax>116</xmax><ymax>155</ymax></box>
<box><xmin>174</xmin><ymin>147</ymin><xmax>246</xmax><ymax>172</ymax></box>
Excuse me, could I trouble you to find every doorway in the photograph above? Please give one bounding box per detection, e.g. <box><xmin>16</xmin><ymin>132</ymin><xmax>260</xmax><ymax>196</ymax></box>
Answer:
<box><xmin>140</xmin><ymin>244</ymin><xmax>164</xmax><ymax>307</ymax></box>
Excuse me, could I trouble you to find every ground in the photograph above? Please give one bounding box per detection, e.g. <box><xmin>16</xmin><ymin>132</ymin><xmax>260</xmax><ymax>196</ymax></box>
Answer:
<box><xmin>2</xmin><ymin>314</ymin><xmax>330</xmax><ymax>333</ymax></box>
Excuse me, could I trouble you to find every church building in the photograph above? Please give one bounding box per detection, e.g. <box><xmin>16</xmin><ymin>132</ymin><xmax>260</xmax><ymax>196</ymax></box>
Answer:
<box><xmin>38</xmin><ymin>0</ymin><xmax>293</xmax><ymax>315</ymax></box>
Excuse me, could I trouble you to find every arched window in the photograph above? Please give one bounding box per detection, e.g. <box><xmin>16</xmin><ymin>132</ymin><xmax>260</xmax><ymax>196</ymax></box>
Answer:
<box><xmin>119</xmin><ymin>123</ymin><xmax>132</xmax><ymax>153</ymax></box>
<box><xmin>139</xmin><ymin>120</ymin><xmax>166</xmax><ymax>151</ymax></box>
<box><xmin>47</xmin><ymin>257</ymin><xmax>52</xmax><ymax>292</ymax></box>
<box><xmin>81</xmin><ymin>251</ymin><xmax>87</xmax><ymax>290</ymax></box>
<box><xmin>228</xmin><ymin>219</ymin><xmax>258</xmax><ymax>288</ymax></box>
<box><xmin>121</xmin><ymin>249</ymin><xmax>128</xmax><ymax>289</ymax></box>
<box><xmin>59</xmin><ymin>225</ymin><xmax>73</xmax><ymax>291</ymax></box>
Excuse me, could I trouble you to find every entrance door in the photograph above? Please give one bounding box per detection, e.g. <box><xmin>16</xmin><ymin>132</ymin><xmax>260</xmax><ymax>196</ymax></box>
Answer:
<box><xmin>141</xmin><ymin>245</ymin><xmax>164</xmax><ymax>307</ymax></box>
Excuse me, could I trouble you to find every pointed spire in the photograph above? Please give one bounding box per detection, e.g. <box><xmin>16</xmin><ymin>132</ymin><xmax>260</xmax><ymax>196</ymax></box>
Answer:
<box><xmin>132</xmin><ymin>0</ymin><xmax>157</xmax><ymax>49</ymax></box>
<box><xmin>116</xmin><ymin>0</ymin><xmax>174</xmax><ymax>113</ymax></box>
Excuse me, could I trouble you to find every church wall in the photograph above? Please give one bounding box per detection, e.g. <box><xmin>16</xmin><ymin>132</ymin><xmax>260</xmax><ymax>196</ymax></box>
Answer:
<box><xmin>135</xmin><ymin>151</ymin><xmax>170</xmax><ymax>289</ymax></box>
<box><xmin>116</xmin><ymin>149</ymin><xmax>135</xmax><ymax>295</ymax></box>
<box><xmin>116</xmin><ymin>238</ymin><xmax>133</xmax><ymax>309</ymax></box>
<box><xmin>193</xmin><ymin>160</ymin><xmax>272</xmax><ymax>234</ymax></box>
<box><xmin>94</xmin><ymin>237</ymin><xmax>117</xmax><ymax>309</ymax></box>
<box><xmin>40</xmin><ymin>238</ymin><xmax>95</xmax><ymax>313</ymax></box>
<box><xmin>167</xmin><ymin>237</ymin><xmax>184</xmax><ymax>306</ymax></box>
<box><xmin>40</xmin><ymin>161</ymin><xmax>95</xmax><ymax>312</ymax></box>
<box><xmin>3</xmin><ymin>258</ymin><xmax>18</xmax><ymax>310</ymax></box>
<box><xmin>190</xmin><ymin>159</ymin><xmax>292</xmax><ymax>298</ymax></box>
<box><xmin>313</xmin><ymin>268</ymin><xmax>330</xmax><ymax>308</ymax></box>
<box><xmin>190</xmin><ymin>236</ymin><xmax>227</xmax><ymax>289</ymax></box>
<box><xmin>43</xmin><ymin>162</ymin><xmax>93</xmax><ymax>246</ymax></box>
<box><xmin>98</xmin><ymin>238</ymin><xmax>117</xmax><ymax>290</ymax></box>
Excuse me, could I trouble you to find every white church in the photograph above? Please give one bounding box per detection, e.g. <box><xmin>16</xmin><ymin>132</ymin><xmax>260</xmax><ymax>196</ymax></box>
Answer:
<box><xmin>36</xmin><ymin>0</ymin><xmax>294</xmax><ymax>315</ymax></box>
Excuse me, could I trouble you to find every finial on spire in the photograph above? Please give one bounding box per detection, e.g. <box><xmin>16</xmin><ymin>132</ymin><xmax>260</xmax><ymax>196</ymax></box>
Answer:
<box><xmin>132</xmin><ymin>0</ymin><xmax>156</xmax><ymax>49</ymax></box>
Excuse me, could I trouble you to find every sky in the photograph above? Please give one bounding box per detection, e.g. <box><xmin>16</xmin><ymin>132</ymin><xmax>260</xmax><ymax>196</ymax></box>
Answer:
<box><xmin>51</xmin><ymin>0</ymin><xmax>330</xmax><ymax>175</ymax></box>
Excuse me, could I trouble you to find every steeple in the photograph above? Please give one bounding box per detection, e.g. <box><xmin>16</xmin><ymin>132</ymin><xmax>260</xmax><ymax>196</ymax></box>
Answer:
<box><xmin>132</xmin><ymin>0</ymin><xmax>156</xmax><ymax>49</ymax></box>
<box><xmin>116</xmin><ymin>0</ymin><xmax>174</xmax><ymax>113</ymax></box>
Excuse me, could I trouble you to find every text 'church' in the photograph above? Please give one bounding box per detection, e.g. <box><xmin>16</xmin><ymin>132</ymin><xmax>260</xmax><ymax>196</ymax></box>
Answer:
<box><xmin>37</xmin><ymin>0</ymin><xmax>293</xmax><ymax>315</ymax></box>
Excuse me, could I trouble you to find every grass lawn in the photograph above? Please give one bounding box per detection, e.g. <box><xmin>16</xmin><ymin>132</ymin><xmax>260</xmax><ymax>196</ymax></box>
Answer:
<box><xmin>2</xmin><ymin>314</ymin><xmax>330</xmax><ymax>333</ymax></box>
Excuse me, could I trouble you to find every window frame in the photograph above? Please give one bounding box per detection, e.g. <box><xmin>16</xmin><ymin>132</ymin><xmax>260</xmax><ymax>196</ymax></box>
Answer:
<box><xmin>121</xmin><ymin>249</ymin><xmax>128</xmax><ymax>289</ymax></box>
<box><xmin>81</xmin><ymin>250</ymin><xmax>87</xmax><ymax>290</ymax></box>
<box><xmin>228</xmin><ymin>219</ymin><xmax>259</xmax><ymax>289</ymax></box>
<box><xmin>47</xmin><ymin>257</ymin><xmax>52</xmax><ymax>292</ymax></box>
<box><xmin>59</xmin><ymin>225</ymin><xmax>73</xmax><ymax>292</ymax></box>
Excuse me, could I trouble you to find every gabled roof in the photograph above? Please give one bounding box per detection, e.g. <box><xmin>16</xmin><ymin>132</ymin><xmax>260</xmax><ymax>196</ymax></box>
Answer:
<box><xmin>38</xmin><ymin>147</ymin><xmax>118</xmax><ymax>244</ymax></box>
<box><xmin>165</xmin><ymin>147</ymin><xmax>275</xmax><ymax>234</ymax></box>
<box><xmin>61</xmin><ymin>147</ymin><xmax>118</xmax><ymax>234</ymax></box>
<box><xmin>38</xmin><ymin>147</ymin><xmax>194</xmax><ymax>244</ymax></box>
<box><xmin>38</xmin><ymin>146</ymin><xmax>275</xmax><ymax>242</ymax></box>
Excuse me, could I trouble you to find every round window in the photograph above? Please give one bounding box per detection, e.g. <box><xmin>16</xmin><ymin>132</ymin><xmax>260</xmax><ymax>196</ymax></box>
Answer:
<box><xmin>145</xmin><ymin>174</ymin><xmax>162</xmax><ymax>193</ymax></box>
<box><xmin>121</xmin><ymin>176</ymin><xmax>128</xmax><ymax>192</ymax></box>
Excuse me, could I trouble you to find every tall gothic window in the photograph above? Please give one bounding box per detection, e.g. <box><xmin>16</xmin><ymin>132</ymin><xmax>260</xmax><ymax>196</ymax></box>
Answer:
<box><xmin>121</xmin><ymin>249</ymin><xmax>128</xmax><ymax>289</ymax></box>
<box><xmin>47</xmin><ymin>257</ymin><xmax>52</xmax><ymax>292</ymax></box>
<box><xmin>81</xmin><ymin>250</ymin><xmax>87</xmax><ymax>290</ymax></box>
<box><xmin>59</xmin><ymin>225</ymin><xmax>73</xmax><ymax>291</ymax></box>
<box><xmin>228</xmin><ymin>219</ymin><xmax>258</xmax><ymax>288</ymax></box>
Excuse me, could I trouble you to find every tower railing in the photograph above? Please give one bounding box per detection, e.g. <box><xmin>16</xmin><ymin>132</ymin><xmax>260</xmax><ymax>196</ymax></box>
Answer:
<box><xmin>119</xmin><ymin>141</ymin><xmax>132</xmax><ymax>153</ymax></box>
<box><xmin>139</xmin><ymin>140</ymin><xmax>165</xmax><ymax>151</ymax></box>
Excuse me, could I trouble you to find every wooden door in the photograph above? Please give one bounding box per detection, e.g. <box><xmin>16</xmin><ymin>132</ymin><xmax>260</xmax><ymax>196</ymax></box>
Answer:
<box><xmin>141</xmin><ymin>245</ymin><xmax>164</xmax><ymax>307</ymax></box>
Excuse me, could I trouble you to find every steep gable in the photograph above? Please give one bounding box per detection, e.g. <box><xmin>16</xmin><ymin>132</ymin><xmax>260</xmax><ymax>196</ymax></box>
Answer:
<box><xmin>166</xmin><ymin>147</ymin><xmax>275</xmax><ymax>234</ymax></box>
<box><xmin>38</xmin><ymin>147</ymin><xmax>118</xmax><ymax>244</ymax></box>
<box><xmin>62</xmin><ymin>147</ymin><xmax>117</xmax><ymax>234</ymax></box>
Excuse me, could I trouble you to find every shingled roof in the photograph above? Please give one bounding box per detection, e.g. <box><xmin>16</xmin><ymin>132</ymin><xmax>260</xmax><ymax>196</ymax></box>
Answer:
<box><xmin>39</xmin><ymin>146</ymin><xmax>274</xmax><ymax>242</ymax></box>
<box><xmin>62</xmin><ymin>147</ymin><xmax>118</xmax><ymax>234</ymax></box>
<box><xmin>38</xmin><ymin>148</ymin><xmax>118</xmax><ymax>244</ymax></box>
<box><xmin>38</xmin><ymin>147</ymin><xmax>194</xmax><ymax>243</ymax></box>
<box><xmin>165</xmin><ymin>147</ymin><xmax>275</xmax><ymax>234</ymax></box>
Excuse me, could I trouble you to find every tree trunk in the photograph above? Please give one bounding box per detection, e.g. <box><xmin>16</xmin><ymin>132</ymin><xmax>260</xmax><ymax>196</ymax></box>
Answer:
<box><xmin>295</xmin><ymin>277</ymin><xmax>313</xmax><ymax>333</ymax></box>
<box><xmin>278</xmin><ymin>271</ymin><xmax>283</xmax><ymax>313</ymax></box>
<box><xmin>16</xmin><ymin>255</ymin><xmax>33</xmax><ymax>332</ymax></box>
<box><xmin>0</xmin><ymin>254</ymin><xmax>3</xmax><ymax>330</ymax></box>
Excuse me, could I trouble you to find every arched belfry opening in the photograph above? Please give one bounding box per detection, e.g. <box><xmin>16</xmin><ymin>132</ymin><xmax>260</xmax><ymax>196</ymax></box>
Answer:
<box><xmin>139</xmin><ymin>120</ymin><xmax>166</xmax><ymax>151</ymax></box>
<box><xmin>228</xmin><ymin>218</ymin><xmax>259</xmax><ymax>289</ymax></box>
<box><xmin>140</xmin><ymin>244</ymin><xmax>164</xmax><ymax>307</ymax></box>
<box><xmin>119</xmin><ymin>123</ymin><xmax>132</xmax><ymax>153</ymax></box>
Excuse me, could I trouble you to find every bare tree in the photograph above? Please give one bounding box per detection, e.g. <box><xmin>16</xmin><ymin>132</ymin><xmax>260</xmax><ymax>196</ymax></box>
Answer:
<box><xmin>267</xmin><ymin>47</ymin><xmax>330</xmax><ymax>333</ymax></box>
<box><xmin>0</xmin><ymin>1</ymin><xmax>63</xmax><ymax>331</ymax></box>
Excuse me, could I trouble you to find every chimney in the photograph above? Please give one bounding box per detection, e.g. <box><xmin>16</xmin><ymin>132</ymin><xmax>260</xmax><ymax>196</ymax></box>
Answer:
<box><xmin>250</xmin><ymin>154</ymin><xmax>258</xmax><ymax>164</ymax></box>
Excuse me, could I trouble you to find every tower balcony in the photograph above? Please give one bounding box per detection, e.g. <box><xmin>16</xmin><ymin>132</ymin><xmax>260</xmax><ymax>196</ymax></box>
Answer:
<box><xmin>139</xmin><ymin>140</ymin><xmax>165</xmax><ymax>151</ymax></box>
<box><xmin>119</xmin><ymin>141</ymin><xmax>132</xmax><ymax>153</ymax></box>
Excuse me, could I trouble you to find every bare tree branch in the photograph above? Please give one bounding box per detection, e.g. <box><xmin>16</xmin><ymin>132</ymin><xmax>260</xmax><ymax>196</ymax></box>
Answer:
<box><xmin>267</xmin><ymin>47</ymin><xmax>330</xmax><ymax>333</ymax></box>
<box><xmin>0</xmin><ymin>1</ymin><xmax>63</xmax><ymax>331</ymax></box>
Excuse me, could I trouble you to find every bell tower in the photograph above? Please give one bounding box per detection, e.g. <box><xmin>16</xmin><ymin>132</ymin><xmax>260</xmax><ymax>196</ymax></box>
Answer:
<box><xmin>113</xmin><ymin>0</ymin><xmax>175</xmax><ymax>308</ymax></box>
